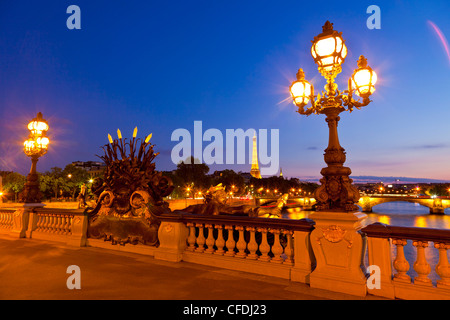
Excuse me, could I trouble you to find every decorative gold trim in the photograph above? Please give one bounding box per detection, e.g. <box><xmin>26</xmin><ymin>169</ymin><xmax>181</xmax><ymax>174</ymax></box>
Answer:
<box><xmin>322</xmin><ymin>225</ymin><xmax>346</xmax><ymax>243</ymax></box>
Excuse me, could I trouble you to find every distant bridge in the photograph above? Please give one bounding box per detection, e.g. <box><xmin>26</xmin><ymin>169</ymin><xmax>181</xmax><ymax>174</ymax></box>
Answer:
<box><xmin>358</xmin><ymin>195</ymin><xmax>450</xmax><ymax>214</ymax></box>
<box><xmin>255</xmin><ymin>195</ymin><xmax>449</xmax><ymax>214</ymax></box>
<box><xmin>255</xmin><ymin>197</ymin><xmax>316</xmax><ymax>210</ymax></box>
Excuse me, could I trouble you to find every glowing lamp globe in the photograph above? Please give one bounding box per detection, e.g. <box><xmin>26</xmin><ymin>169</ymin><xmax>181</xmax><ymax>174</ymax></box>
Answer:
<box><xmin>27</xmin><ymin>112</ymin><xmax>49</xmax><ymax>136</ymax></box>
<box><xmin>351</xmin><ymin>55</ymin><xmax>377</xmax><ymax>98</ymax></box>
<box><xmin>290</xmin><ymin>69</ymin><xmax>312</xmax><ymax>107</ymax></box>
<box><xmin>311</xmin><ymin>21</ymin><xmax>347</xmax><ymax>76</ymax></box>
<box><xmin>36</xmin><ymin>136</ymin><xmax>50</xmax><ymax>150</ymax></box>
<box><xmin>23</xmin><ymin>139</ymin><xmax>36</xmax><ymax>155</ymax></box>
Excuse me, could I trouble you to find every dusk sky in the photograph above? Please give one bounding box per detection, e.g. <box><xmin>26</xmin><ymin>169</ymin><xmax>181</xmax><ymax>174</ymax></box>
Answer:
<box><xmin>0</xmin><ymin>1</ymin><xmax>449</xmax><ymax>180</ymax></box>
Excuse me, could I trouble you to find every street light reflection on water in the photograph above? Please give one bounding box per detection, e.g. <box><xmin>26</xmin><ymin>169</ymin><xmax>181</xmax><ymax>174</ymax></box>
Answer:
<box><xmin>283</xmin><ymin>202</ymin><xmax>450</xmax><ymax>230</ymax></box>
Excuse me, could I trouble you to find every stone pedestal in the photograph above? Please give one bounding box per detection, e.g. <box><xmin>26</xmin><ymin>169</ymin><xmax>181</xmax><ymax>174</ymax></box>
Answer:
<box><xmin>309</xmin><ymin>210</ymin><xmax>368</xmax><ymax>297</ymax></box>
<box><xmin>154</xmin><ymin>221</ymin><xmax>189</xmax><ymax>262</ymax></box>
<box><xmin>11</xmin><ymin>203</ymin><xmax>45</xmax><ymax>238</ymax></box>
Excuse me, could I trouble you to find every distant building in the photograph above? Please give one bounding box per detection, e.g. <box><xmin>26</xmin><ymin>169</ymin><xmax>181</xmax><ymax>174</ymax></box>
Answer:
<box><xmin>72</xmin><ymin>161</ymin><xmax>105</xmax><ymax>178</ymax></box>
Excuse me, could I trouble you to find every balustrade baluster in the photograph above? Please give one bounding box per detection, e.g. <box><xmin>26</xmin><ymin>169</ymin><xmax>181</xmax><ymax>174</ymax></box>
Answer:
<box><xmin>271</xmin><ymin>229</ymin><xmax>284</xmax><ymax>263</ymax></box>
<box><xmin>55</xmin><ymin>214</ymin><xmax>61</xmax><ymax>233</ymax></box>
<box><xmin>50</xmin><ymin>214</ymin><xmax>55</xmax><ymax>232</ymax></box>
<box><xmin>60</xmin><ymin>215</ymin><xmax>66</xmax><ymax>234</ymax></box>
<box><xmin>186</xmin><ymin>223</ymin><xmax>197</xmax><ymax>251</ymax></box>
<box><xmin>205</xmin><ymin>224</ymin><xmax>215</xmax><ymax>254</ymax></box>
<box><xmin>55</xmin><ymin>215</ymin><xmax>62</xmax><ymax>234</ymax></box>
<box><xmin>235</xmin><ymin>226</ymin><xmax>247</xmax><ymax>258</ymax></box>
<box><xmin>36</xmin><ymin>214</ymin><xmax>42</xmax><ymax>231</ymax></box>
<box><xmin>224</xmin><ymin>225</ymin><xmax>236</xmax><ymax>257</ymax></box>
<box><xmin>214</xmin><ymin>225</ymin><xmax>225</xmax><ymax>255</ymax></box>
<box><xmin>1</xmin><ymin>213</ymin><xmax>7</xmax><ymax>227</ymax></box>
<box><xmin>61</xmin><ymin>215</ymin><xmax>68</xmax><ymax>235</ymax></box>
<box><xmin>43</xmin><ymin>214</ymin><xmax>50</xmax><ymax>232</ymax></box>
<box><xmin>246</xmin><ymin>227</ymin><xmax>258</xmax><ymax>260</ymax></box>
<box><xmin>283</xmin><ymin>230</ymin><xmax>294</xmax><ymax>265</ymax></box>
<box><xmin>434</xmin><ymin>242</ymin><xmax>450</xmax><ymax>288</ymax></box>
<box><xmin>412</xmin><ymin>240</ymin><xmax>432</xmax><ymax>285</ymax></box>
<box><xmin>50</xmin><ymin>214</ymin><xmax>56</xmax><ymax>233</ymax></box>
<box><xmin>257</xmin><ymin>228</ymin><xmax>271</xmax><ymax>262</ymax></box>
<box><xmin>392</xmin><ymin>238</ymin><xmax>411</xmax><ymax>282</ymax></box>
<box><xmin>45</xmin><ymin>214</ymin><xmax>51</xmax><ymax>232</ymax></box>
<box><xmin>66</xmin><ymin>215</ymin><xmax>72</xmax><ymax>235</ymax></box>
<box><xmin>195</xmin><ymin>223</ymin><xmax>206</xmax><ymax>253</ymax></box>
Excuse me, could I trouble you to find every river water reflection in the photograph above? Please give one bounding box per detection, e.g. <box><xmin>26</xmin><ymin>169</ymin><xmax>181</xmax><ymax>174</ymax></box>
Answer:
<box><xmin>285</xmin><ymin>202</ymin><xmax>450</xmax><ymax>285</ymax></box>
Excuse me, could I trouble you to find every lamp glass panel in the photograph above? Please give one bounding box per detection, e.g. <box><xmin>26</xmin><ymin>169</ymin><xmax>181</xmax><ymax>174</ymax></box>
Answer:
<box><xmin>28</xmin><ymin>121</ymin><xmax>48</xmax><ymax>133</ymax></box>
<box><xmin>336</xmin><ymin>37</ymin><xmax>342</xmax><ymax>52</ymax></box>
<box><xmin>291</xmin><ymin>81</ymin><xmax>311</xmax><ymax>105</ymax></box>
<box><xmin>315</xmin><ymin>37</ymin><xmax>336</xmax><ymax>57</ymax></box>
<box><xmin>341</xmin><ymin>44</ymin><xmax>347</xmax><ymax>58</ymax></box>
<box><xmin>320</xmin><ymin>56</ymin><xmax>334</xmax><ymax>67</ymax></box>
<box><xmin>352</xmin><ymin>69</ymin><xmax>377</xmax><ymax>96</ymax></box>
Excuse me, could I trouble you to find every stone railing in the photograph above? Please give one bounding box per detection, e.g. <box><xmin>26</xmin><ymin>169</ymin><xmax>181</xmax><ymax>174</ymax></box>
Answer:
<box><xmin>155</xmin><ymin>213</ymin><xmax>315</xmax><ymax>283</ymax></box>
<box><xmin>3</xmin><ymin>204</ymin><xmax>450</xmax><ymax>300</ymax></box>
<box><xmin>27</xmin><ymin>208</ymin><xmax>88</xmax><ymax>246</ymax></box>
<box><xmin>0</xmin><ymin>206</ymin><xmax>88</xmax><ymax>247</ymax></box>
<box><xmin>362</xmin><ymin>222</ymin><xmax>450</xmax><ymax>299</ymax></box>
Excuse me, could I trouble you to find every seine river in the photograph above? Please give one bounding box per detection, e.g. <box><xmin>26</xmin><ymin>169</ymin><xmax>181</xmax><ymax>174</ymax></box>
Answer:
<box><xmin>286</xmin><ymin>202</ymin><xmax>450</xmax><ymax>285</ymax></box>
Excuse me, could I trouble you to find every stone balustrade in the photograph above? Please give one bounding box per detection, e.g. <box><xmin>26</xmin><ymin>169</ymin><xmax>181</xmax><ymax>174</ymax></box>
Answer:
<box><xmin>155</xmin><ymin>213</ymin><xmax>315</xmax><ymax>282</ymax></box>
<box><xmin>3</xmin><ymin>204</ymin><xmax>450</xmax><ymax>299</ymax></box>
<box><xmin>27</xmin><ymin>208</ymin><xmax>88</xmax><ymax>246</ymax></box>
<box><xmin>0</xmin><ymin>206</ymin><xmax>88</xmax><ymax>246</ymax></box>
<box><xmin>362</xmin><ymin>222</ymin><xmax>450</xmax><ymax>299</ymax></box>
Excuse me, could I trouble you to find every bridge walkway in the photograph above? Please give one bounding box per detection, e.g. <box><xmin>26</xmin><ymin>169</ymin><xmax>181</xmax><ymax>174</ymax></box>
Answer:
<box><xmin>0</xmin><ymin>234</ymin><xmax>386</xmax><ymax>301</ymax></box>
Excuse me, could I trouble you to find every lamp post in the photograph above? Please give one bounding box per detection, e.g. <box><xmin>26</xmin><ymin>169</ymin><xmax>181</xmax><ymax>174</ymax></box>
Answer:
<box><xmin>289</xmin><ymin>21</ymin><xmax>377</xmax><ymax>213</ymax></box>
<box><xmin>288</xmin><ymin>22</ymin><xmax>379</xmax><ymax>296</ymax></box>
<box><xmin>22</xmin><ymin>112</ymin><xmax>49</xmax><ymax>204</ymax></box>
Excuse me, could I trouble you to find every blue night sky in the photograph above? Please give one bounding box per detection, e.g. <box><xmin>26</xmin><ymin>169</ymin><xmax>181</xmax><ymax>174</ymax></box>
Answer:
<box><xmin>0</xmin><ymin>0</ymin><xmax>449</xmax><ymax>180</ymax></box>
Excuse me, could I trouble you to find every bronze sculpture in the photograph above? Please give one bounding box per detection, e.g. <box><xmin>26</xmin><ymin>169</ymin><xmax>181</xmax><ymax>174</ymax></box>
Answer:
<box><xmin>176</xmin><ymin>184</ymin><xmax>288</xmax><ymax>218</ymax></box>
<box><xmin>85</xmin><ymin>129</ymin><xmax>174</xmax><ymax>246</ymax></box>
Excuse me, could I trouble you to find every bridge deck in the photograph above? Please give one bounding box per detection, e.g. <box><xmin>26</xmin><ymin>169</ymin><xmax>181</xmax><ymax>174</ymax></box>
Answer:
<box><xmin>0</xmin><ymin>234</ymin><xmax>385</xmax><ymax>301</ymax></box>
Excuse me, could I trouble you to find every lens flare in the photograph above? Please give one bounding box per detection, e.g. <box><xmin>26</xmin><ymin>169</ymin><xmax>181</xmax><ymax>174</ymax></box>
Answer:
<box><xmin>427</xmin><ymin>20</ymin><xmax>450</xmax><ymax>66</ymax></box>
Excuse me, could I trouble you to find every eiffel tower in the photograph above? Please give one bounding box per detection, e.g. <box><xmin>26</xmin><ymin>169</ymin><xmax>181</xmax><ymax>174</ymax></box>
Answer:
<box><xmin>250</xmin><ymin>133</ymin><xmax>262</xmax><ymax>179</ymax></box>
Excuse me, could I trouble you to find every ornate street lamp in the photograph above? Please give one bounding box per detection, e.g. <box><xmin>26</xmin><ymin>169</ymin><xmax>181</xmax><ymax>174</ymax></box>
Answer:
<box><xmin>22</xmin><ymin>112</ymin><xmax>49</xmax><ymax>203</ymax></box>
<box><xmin>289</xmin><ymin>21</ymin><xmax>377</xmax><ymax>212</ymax></box>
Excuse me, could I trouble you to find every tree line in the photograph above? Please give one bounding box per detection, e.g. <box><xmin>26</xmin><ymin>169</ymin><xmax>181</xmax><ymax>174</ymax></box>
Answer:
<box><xmin>1</xmin><ymin>164</ymin><xmax>91</xmax><ymax>202</ymax></box>
<box><xmin>163</xmin><ymin>156</ymin><xmax>319</xmax><ymax>199</ymax></box>
<box><xmin>0</xmin><ymin>156</ymin><xmax>319</xmax><ymax>202</ymax></box>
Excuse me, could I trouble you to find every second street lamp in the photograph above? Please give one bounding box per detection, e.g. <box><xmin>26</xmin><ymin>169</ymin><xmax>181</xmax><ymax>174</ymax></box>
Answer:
<box><xmin>289</xmin><ymin>21</ymin><xmax>378</xmax><ymax>212</ymax></box>
<box><xmin>22</xmin><ymin>112</ymin><xmax>50</xmax><ymax>204</ymax></box>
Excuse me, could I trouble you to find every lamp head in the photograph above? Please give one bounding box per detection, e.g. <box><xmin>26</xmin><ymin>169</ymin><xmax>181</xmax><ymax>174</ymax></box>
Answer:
<box><xmin>27</xmin><ymin>112</ymin><xmax>49</xmax><ymax>136</ymax></box>
<box><xmin>311</xmin><ymin>21</ymin><xmax>347</xmax><ymax>79</ymax></box>
<box><xmin>289</xmin><ymin>69</ymin><xmax>312</xmax><ymax>107</ymax></box>
<box><xmin>351</xmin><ymin>55</ymin><xmax>377</xmax><ymax>98</ymax></box>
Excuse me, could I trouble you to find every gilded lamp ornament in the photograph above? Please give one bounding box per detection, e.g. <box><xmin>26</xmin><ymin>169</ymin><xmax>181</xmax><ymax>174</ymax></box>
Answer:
<box><xmin>22</xmin><ymin>112</ymin><xmax>50</xmax><ymax>203</ymax></box>
<box><xmin>289</xmin><ymin>21</ymin><xmax>378</xmax><ymax>212</ymax></box>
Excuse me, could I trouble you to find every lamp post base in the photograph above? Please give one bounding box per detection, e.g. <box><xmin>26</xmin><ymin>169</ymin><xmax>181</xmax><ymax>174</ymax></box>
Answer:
<box><xmin>309</xmin><ymin>210</ymin><xmax>368</xmax><ymax>297</ymax></box>
<box><xmin>21</xmin><ymin>173</ymin><xmax>42</xmax><ymax>204</ymax></box>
